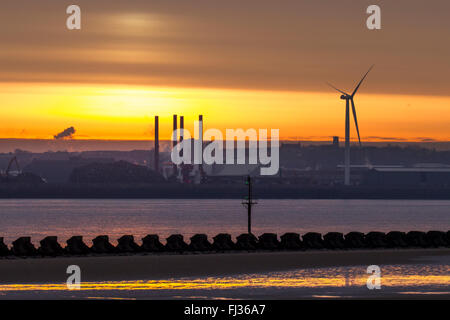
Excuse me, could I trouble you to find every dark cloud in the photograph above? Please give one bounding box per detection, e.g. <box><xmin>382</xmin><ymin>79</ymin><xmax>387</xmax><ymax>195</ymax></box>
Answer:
<box><xmin>0</xmin><ymin>0</ymin><xmax>449</xmax><ymax>95</ymax></box>
<box><xmin>365</xmin><ymin>136</ymin><xmax>408</xmax><ymax>142</ymax></box>
<box><xmin>416</xmin><ymin>137</ymin><xmax>439</xmax><ymax>142</ymax></box>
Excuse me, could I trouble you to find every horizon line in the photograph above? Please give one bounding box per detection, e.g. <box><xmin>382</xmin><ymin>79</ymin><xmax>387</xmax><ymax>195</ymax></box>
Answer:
<box><xmin>0</xmin><ymin>138</ymin><xmax>449</xmax><ymax>143</ymax></box>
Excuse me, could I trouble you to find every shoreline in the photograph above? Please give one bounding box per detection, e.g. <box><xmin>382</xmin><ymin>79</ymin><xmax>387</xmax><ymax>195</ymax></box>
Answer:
<box><xmin>0</xmin><ymin>248</ymin><xmax>449</xmax><ymax>284</ymax></box>
<box><xmin>3</xmin><ymin>185</ymin><xmax>450</xmax><ymax>200</ymax></box>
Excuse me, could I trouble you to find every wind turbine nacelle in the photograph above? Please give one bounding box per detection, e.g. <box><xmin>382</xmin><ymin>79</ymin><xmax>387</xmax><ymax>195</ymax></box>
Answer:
<box><xmin>340</xmin><ymin>95</ymin><xmax>348</xmax><ymax>100</ymax></box>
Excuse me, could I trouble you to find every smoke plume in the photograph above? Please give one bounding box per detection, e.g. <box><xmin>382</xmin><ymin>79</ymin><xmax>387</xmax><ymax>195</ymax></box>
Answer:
<box><xmin>54</xmin><ymin>127</ymin><xmax>76</xmax><ymax>139</ymax></box>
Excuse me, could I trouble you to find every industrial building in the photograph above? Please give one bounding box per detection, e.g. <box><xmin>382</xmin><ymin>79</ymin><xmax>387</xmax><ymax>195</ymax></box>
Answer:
<box><xmin>363</xmin><ymin>167</ymin><xmax>450</xmax><ymax>187</ymax></box>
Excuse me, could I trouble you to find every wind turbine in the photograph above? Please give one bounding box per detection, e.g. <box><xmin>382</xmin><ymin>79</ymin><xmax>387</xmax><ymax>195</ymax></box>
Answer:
<box><xmin>327</xmin><ymin>65</ymin><xmax>374</xmax><ymax>186</ymax></box>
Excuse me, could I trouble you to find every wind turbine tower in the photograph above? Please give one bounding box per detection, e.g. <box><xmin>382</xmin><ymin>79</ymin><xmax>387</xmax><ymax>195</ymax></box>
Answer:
<box><xmin>327</xmin><ymin>65</ymin><xmax>374</xmax><ymax>186</ymax></box>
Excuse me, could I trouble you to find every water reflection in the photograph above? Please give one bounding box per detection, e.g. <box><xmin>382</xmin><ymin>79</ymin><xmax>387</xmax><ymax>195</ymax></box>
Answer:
<box><xmin>0</xmin><ymin>264</ymin><xmax>448</xmax><ymax>293</ymax></box>
<box><xmin>1</xmin><ymin>199</ymin><xmax>450</xmax><ymax>244</ymax></box>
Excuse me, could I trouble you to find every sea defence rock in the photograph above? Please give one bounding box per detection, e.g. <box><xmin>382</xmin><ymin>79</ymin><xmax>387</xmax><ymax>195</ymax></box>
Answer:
<box><xmin>236</xmin><ymin>233</ymin><xmax>258</xmax><ymax>250</ymax></box>
<box><xmin>386</xmin><ymin>231</ymin><xmax>408</xmax><ymax>248</ymax></box>
<box><xmin>12</xmin><ymin>237</ymin><xmax>37</xmax><ymax>256</ymax></box>
<box><xmin>406</xmin><ymin>231</ymin><xmax>429</xmax><ymax>248</ymax></box>
<box><xmin>280</xmin><ymin>233</ymin><xmax>303</xmax><ymax>250</ymax></box>
<box><xmin>323</xmin><ymin>232</ymin><xmax>345</xmax><ymax>250</ymax></box>
<box><xmin>189</xmin><ymin>234</ymin><xmax>212</xmax><ymax>251</ymax></box>
<box><xmin>365</xmin><ymin>232</ymin><xmax>388</xmax><ymax>249</ymax></box>
<box><xmin>165</xmin><ymin>234</ymin><xmax>188</xmax><ymax>252</ymax></box>
<box><xmin>302</xmin><ymin>232</ymin><xmax>324</xmax><ymax>249</ymax></box>
<box><xmin>38</xmin><ymin>236</ymin><xmax>64</xmax><ymax>256</ymax></box>
<box><xmin>258</xmin><ymin>233</ymin><xmax>280</xmax><ymax>250</ymax></box>
<box><xmin>344</xmin><ymin>232</ymin><xmax>366</xmax><ymax>249</ymax></box>
<box><xmin>6</xmin><ymin>229</ymin><xmax>450</xmax><ymax>259</ymax></box>
<box><xmin>426</xmin><ymin>231</ymin><xmax>448</xmax><ymax>247</ymax></box>
<box><xmin>141</xmin><ymin>234</ymin><xmax>164</xmax><ymax>252</ymax></box>
<box><xmin>0</xmin><ymin>237</ymin><xmax>11</xmax><ymax>256</ymax></box>
<box><xmin>66</xmin><ymin>236</ymin><xmax>91</xmax><ymax>255</ymax></box>
<box><xmin>116</xmin><ymin>235</ymin><xmax>141</xmax><ymax>253</ymax></box>
<box><xmin>91</xmin><ymin>235</ymin><xmax>117</xmax><ymax>254</ymax></box>
<box><xmin>212</xmin><ymin>233</ymin><xmax>235</xmax><ymax>251</ymax></box>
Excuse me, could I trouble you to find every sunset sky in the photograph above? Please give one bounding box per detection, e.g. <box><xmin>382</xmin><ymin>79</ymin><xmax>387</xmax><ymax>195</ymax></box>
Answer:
<box><xmin>1</xmin><ymin>0</ymin><xmax>449</xmax><ymax>141</ymax></box>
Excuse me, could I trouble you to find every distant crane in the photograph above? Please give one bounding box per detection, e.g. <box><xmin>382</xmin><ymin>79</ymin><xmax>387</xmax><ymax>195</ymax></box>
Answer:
<box><xmin>0</xmin><ymin>156</ymin><xmax>21</xmax><ymax>181</ymax></box>
<box><xmin>242</xmin><ymin>176</ymin><xmax>257</xmax><ymax>234</ymax></box>
<box><xmin>5</xmin><ymin>156</ymin><xmax>21</xmax><ymax>177</ymax></box>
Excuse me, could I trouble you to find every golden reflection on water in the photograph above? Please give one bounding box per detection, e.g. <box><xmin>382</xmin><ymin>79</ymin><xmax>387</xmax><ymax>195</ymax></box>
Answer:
<box><xmin>0</xmin><ymin>266</ymin><xmax>449</xmax><ymax>292</ymax></box>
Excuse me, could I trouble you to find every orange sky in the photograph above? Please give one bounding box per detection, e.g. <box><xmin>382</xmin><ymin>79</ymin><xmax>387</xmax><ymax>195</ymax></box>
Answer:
<box><xmin>2</xmin><ymin>82</ymin><xmax>450</xmax><ymax>142</ymax></box>
<box><xmin>1</xmin><ymin>0</ymin><xmax>449</xmax><ymax>141</ymax></box>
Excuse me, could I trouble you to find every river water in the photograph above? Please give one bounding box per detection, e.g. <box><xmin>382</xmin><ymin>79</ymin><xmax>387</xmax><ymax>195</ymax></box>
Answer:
<box><xmin>0</xmin><ymin>199</ymin><xmax>449</xmax><ymax>244</ymax></box>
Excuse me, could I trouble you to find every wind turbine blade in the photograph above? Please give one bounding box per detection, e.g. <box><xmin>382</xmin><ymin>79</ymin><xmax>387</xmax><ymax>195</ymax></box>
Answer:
<box><xmin>351</xmin><ymin>65</ymin><xmax>374</xmax><ymax>97</ymax></box>
<box><xmin>326</xmin><ymin>82</ymin><xmax>349</xmax><ymax>95</ymax></box>
<box><xmin>351</xmin><ymin>98</ymin><xmax>361</xmax><ymax>147</ymax></box>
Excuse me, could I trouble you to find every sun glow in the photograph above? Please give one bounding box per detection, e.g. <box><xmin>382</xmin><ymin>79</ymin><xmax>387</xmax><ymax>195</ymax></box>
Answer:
<box><xmin>1</xmin><ymin>82</ymin><xmax>450</xmax><ymax>141</ymax></box>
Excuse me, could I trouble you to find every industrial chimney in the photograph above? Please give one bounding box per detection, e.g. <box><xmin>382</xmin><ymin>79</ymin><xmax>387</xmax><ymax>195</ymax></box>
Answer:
<box><xmin>180</xmin><ymin>116</ymin><xmax>184</xmax><ymax>144</ymax></box>
<box><xmin>173</xmin><ymin>114</ymin><xmax>178</xmax><ymax>175</ymax></box>
<box><xmin>199</xmin><ymin>114</ymin><xmax>204</xmax><ymax>179</ymax></box>
<box><xmin>154</xmin><ymin>116</ymin><xmax>159</xmax><ymax>172</ymax></box>
<box><xmin>199</xmin><ymin>114</ymin><xmax>203</xmax><ymax>155</ymax></box>
<box><xmin>180</xmin><ymin>116</ymin><xmax>185</xmax><ymax>157</ymax></box>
